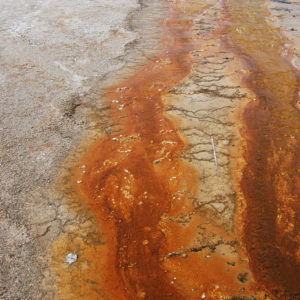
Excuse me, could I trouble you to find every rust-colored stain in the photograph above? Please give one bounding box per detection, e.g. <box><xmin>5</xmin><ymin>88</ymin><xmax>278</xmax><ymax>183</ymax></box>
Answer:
<box><xmin>51</xmin><ymin>0</ymin><xmax>300</xmax><ymax>298</ymax></box>
<box><xmin>75</xmin><ymin>3</ymin><xmax>190</xmax><ymax>298</ymax></box>
<box><xmin>225</xmin><ymin>0</ymin><xmax>300</xmax><ymax>298</ymax></box>
<box><xmin>73</xmin><ymin>2</ymin><xmax>196</xmax><ymax>299</ymax></box>
<box><xmin>60</xmin><ymin>1</ymin><xmax>263</xmax><ymax>299</ymax></box>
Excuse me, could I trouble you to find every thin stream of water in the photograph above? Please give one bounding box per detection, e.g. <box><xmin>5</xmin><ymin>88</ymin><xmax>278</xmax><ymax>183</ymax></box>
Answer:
<box><xmin>225</xmin><ymin>0</ymin><xmax>300</xmax><ymax>297</ymax></box>
<box><xmin>52</xmin><ymin>0</ymin><xmax>300</xmax><ymax>298</ymax></box>
<box><xmin>73</xmin><ymin>2</ymin><xmax>202</xmax><ymax>299</ymax></box>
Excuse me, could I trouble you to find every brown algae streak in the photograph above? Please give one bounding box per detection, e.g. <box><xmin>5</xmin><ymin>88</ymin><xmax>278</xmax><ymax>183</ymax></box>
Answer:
<box><xmin>73</xmin><ymin>1</ymin><xmax>207</xmax><ymax>299</ymax></box>
<box><xmin>225</xmin><ymin>0</ymin><xmax>300</xmax><ymax>298</ymax></box>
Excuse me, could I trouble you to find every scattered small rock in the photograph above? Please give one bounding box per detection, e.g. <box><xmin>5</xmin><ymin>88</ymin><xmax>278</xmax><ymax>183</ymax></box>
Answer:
<box><xmin>237</xmin><ymin>272</ymin><xmax>248</xmax><ymax>283</ymax></box>
<box><xmin>167</xmin><ymin>251</ymin><xmax>182</xmax><ymax>258</ymax></box>
<box><xmin>115</xmin><ymin>87</ymin><xmax>127</xmax><ymax>93</ymax></box>
<box><xmin>66</xmin><ymin>253</ymin><xmax>78</xmax><ymax>265</ymax></box>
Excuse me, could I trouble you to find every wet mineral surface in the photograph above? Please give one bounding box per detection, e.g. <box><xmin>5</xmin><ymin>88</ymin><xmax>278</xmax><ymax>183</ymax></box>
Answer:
<box><xmin>1</xmin><ymin>0</ymin><xmax>300</xmax><ymax>299</ymax></box>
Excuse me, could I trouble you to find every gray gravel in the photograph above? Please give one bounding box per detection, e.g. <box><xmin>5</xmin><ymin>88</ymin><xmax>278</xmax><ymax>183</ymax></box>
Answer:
<box><xmin>0</xmin><ymin>0</ymin><xmax>167</xmax><ymax>298</ymax></box>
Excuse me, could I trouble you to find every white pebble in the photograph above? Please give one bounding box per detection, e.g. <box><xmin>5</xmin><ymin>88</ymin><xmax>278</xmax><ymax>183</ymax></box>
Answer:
<box><xmin>66</xmin><ymin>253</ymin><xmax>78</xmax><ymax>265</ymax></box>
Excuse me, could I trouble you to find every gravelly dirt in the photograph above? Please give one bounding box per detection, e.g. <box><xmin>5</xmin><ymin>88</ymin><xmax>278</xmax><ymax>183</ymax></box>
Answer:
<box><xmin>0</xmin><ymin>0</ymin><xmax>165</xmax><ymax>298</ymax></box>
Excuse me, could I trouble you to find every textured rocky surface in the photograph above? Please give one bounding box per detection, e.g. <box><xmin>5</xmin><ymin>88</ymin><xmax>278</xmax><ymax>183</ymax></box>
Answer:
<box><xmin>0</xmin><ymin>0</ymin><xmax>145</xmax><ymax>298</ymax></box>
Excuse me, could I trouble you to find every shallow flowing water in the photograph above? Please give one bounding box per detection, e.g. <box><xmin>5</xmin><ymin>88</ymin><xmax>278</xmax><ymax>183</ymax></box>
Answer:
<box><xmin>225</xmin><ymin>0</ymin><xmax>300</xmax><ymax>298</ymax></box>
<box><xmin>52</xmin><ymin>0</ymin><xmax>300</xmax><ymax>299</ymax></box>
<box><xmin>73</xmin><ymin>1</ymin><xmax>202</xmax><ymax>299</ymax></box>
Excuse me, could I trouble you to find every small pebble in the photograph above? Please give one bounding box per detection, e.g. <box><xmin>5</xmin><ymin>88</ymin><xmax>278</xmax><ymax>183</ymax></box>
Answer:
<box><xmin>237</xmin><ymin>272</ymin><xmax>248</xmax><ymax>283</ymax></box>
<box><xmin>66</xmin><ymin>253</ymin><xmax>78</xmax><ymax>265</ymax></box>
